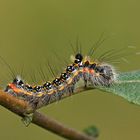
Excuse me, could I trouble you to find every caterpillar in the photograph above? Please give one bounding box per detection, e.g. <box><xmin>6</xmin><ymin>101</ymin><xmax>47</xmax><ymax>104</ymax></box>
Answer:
<box><xmin>4</xmin><ymin>48</ymin><xmax>116</xmax><ymax>109</ymax></box>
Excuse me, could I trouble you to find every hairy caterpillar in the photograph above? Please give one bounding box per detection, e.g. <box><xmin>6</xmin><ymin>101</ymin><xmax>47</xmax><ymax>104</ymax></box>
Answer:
<box><xmin>5</xmin><ymin>33</ymin><xmax>134</xmax><ymax>109</ymax></box>
<box><xmin>4</xmin><ymin>47</ymin><xmax>116</xmax><ymax>109</ymax></box>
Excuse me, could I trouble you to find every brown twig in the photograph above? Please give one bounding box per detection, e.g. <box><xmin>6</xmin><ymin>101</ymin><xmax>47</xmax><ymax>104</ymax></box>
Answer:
<box><xmin>33</xmin><ymin>111</ymin><xmax>94</xmax><ymax>140</ymax></box>
<box><xmin>0</xmin><ymin>88</ymin><xmax>95</xmax><ymax>140</ymax></box>
<box><xmin>0</xmin><ymin>90</ymin><xmax>33</xmax><ymax>115</ymax></box>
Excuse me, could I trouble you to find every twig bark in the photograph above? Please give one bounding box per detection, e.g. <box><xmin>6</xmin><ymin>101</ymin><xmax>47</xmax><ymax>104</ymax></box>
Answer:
<box><xmin>33</xmin><ymin>111</ymin><xmax>94</xmax><ymax>140</ymax></box>
<box><xmin>0</xmin><ymin>88</ymin><xmax>95</xmax><ymax>140</ymax></box>
<box><xmin>0</xmin><ymin>90</ymin><xmax>33</xmax><ymax>115</ymax></box>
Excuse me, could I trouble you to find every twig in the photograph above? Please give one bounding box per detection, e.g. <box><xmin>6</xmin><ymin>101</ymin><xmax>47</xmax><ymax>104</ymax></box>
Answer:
<box><xmin>0</xmin><ymin>88</ymin><xmax>95</xmax><ymax>140</ymax></box>
<box><xmin>0</xmin><ymin>90</ymin><xmax>33</xmax><ymax>115</ymax></box>
<box><xmin>32</xmin><ymin>111</ymin><xmax>95</xmax><ymax>140</ymax></box>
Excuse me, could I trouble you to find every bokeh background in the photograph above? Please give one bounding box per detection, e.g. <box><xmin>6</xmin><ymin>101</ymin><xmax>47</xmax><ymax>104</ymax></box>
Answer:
<box><xmin>0</xmin><ymin>0</ymin><xmax>140</xmax><ymax>140</ymax></box>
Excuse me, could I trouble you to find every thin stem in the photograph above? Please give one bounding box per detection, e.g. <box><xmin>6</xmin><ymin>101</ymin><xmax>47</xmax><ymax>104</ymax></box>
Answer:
<box><xmin>0</xmin><ymin>90</ymin><xmax>33</xmax><ymax>115</ymax></box>
<box><xmin>32</xmin><ymin>111</ymin><xmax>95</xmax><ymax>140</ymax></box>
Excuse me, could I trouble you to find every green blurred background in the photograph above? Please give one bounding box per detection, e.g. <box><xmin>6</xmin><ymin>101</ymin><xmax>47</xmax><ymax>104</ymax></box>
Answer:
<box><xmin>0</xmin><ymin>0</ymin><xmax>140</xmax><ymax>140</ymax></box>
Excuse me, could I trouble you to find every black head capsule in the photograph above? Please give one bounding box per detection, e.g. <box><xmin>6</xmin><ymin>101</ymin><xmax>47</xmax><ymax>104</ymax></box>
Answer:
<box><xmin>52</xmin><ymin>78</ymin><xmax>62</xmax><ymax>86</ymax></box>
<box><xmin>60</xmin><ymin>73</ymin><xmax>70</xmax><ymax>81</ymax></box>
<box><xmin>43</xmin><ymin>82</ymin><xmax>52</xmax><ymax>90</ymax></box>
